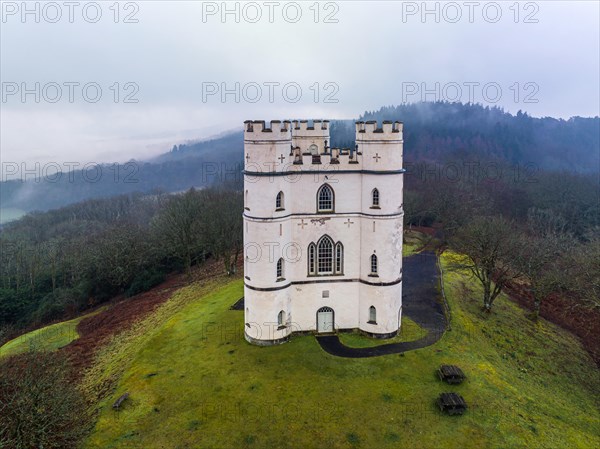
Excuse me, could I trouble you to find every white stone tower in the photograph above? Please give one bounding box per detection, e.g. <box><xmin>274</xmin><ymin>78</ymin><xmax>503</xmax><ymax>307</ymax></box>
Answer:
<box><xmin>243</xmin><ymin>119</ymin><xmax>404</xmax><ymax>345</ymax></box>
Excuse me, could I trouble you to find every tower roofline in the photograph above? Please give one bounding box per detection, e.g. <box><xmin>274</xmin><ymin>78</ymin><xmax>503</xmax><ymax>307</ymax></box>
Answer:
<box><xmin>245</xmin><ymin>119</ymin><xmax>331</xmax><ymax>134</ymax></box>
<box><xmin>355</xmin><ymin>120</ymin><xmax>403</xmax><ymax>137</ymax></box>
<box><xmin>356</xmin><ymin>120</ymin><xmax>402</xmax><ymax>132</ymax></box>
<box><xmin>292</xmin><ymin>120</ymin><xmax>329</xmax><ymax>131</ymax></box>
<box><xmin>245</xmin><ymin>120</ymin><xmax>292</xmax><ymax>132</ymax></box>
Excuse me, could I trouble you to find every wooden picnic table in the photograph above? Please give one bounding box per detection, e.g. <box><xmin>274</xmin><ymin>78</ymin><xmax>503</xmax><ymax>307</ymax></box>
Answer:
<box><xmin>438</xmin><ymin>364</ymin><xmax>466</xmax><ymax>384</ymax></box>
<box><xmin>437</xmin><ymin>392</ymin><xmax>467</xmax><ymax>415</ymax></box>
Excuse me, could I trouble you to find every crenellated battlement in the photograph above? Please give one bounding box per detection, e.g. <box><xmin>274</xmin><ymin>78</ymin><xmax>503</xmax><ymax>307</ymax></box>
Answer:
<box><xmin>244</xmin><ymin>120</ymin><xmax>330</xmax><ymax>133</ymax></box>
<box><xmin>292</xmin><ymin>119</ymin><xmax>329</xmax><ymax>131</ymax></box>
<box><xmin>355</xmin><ymin>120</ymin><xmax>403</xmax><ymax>141</ymax></box>
<box><xmin>245</xmin><ymin>119</ymin><xmax>400</xmax><ymax>136</ymax></box>
<box><xmin>291</xmin><ymin>120</ymin><xmax>330</xmax><ymax>140</ymax></box>
<box><xmin>244</xmin><ymin>120</ymin><xmax>292</xmax><ymax>140</ymax></box>
<box><xmin>244</xmin><ymin>119</ymin><xmax>403</xmax><ymax>171</ymax></box>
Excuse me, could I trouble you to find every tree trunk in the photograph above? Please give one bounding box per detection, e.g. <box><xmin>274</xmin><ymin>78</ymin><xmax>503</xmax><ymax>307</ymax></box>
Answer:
<box><xmin>483</xmin><ymin>281</ymin><xmax>492</xmax><ymax>312</ymax></box>
<box><xmin>223</xmin><ymin>252</ymin><xmax>231</xmax><ymax>275</ymax></box>
<box><xmin>532</xmin><ymin>297</ymin><xmax>541</xmax><ymax>321</ymax></box>
<box><xmin>185</xmin><ymin>251</ymin><xmax>192</xmax><ymax>279</ymax></box>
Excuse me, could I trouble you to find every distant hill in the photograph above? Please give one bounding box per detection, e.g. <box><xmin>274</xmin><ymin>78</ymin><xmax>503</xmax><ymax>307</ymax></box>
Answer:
<box><xmin>361</xmin><ymin>103</ymin><xmax>600</xmax><ymax>171</ymax></box>
<box><xmin>0</xmin><ymin>136</ymin><xmax>244</xmax><ymax>214</ymax></box>
<box><xmin>151</xmin><ymin>131</ymin><xmax>243</xmax><ymax>164</ymax></box>
<box><xmin>2</xmin><ymin>102</ymin><xmax>598</xmax><ymax>214</ymax></box>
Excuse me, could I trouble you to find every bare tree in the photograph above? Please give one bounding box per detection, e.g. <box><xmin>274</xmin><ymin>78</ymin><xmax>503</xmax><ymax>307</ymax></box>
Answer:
<box><xmin>89</xmin><ymin>224</ymin><xmax>154</xmax><ymax>289</ymax></box>
<box><xmin>152</xmin><ymin>188</ymin><xmax>203</xmax><ymax>278</ymax></box>
<box><xmin>450</xmin><ymin>215</ymin><xmax>521</xmax><ymax>311</ymax></box>
<box><xmin>201</xmin><ymin>189</ymin><xmax>243</xmax><ymax>275</ymax></box>
<box><xmin>526</xmin><ymin>207</ymin><xmax>568</xmax><ymax>237</ymax></box>
<box><xmin>516</xmin><ymin>233</ymin><xmax>570</xmax><ymax>319</ymax></box>
<box><xmin>512</xmin><ymin>209</ymin><xmax>573</xmax><ymax>319</ymax></box>
<box><xmin>566</xmin><ymin>236</ymin><xmax>600</xmax><ymax>311</ymax></box>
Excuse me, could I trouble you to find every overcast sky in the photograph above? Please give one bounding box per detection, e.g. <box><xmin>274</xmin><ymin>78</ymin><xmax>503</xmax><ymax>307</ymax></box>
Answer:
<box><xmin>1</xmin><ymin>1</ymin><xmax>599</xmax><ymax>171</ymax></box>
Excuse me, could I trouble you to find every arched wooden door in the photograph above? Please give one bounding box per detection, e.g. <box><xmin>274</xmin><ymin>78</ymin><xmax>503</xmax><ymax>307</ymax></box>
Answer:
<box><xmin>317</xmin><ymin>306</ymin><xmax>334</xmax><ymax>333</ymax></box>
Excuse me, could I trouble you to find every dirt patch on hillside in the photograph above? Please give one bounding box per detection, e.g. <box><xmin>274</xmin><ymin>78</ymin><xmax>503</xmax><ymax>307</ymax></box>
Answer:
<box><xmin>504</xmin><ymin>281</ymin><xmax>600</xmax><ymax>367</ymax></box>
<box><xmin>64</xmin><ymin>258</ymin><xmax>239</xmax><ymax>375</ymax></box>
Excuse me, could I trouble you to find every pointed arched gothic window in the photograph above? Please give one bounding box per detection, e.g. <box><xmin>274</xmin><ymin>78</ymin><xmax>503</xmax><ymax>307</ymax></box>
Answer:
<box><xmin>308</xmin><ymin>243</ymin><xmax>316</xmax><ymax>275</ymax></box>
<box><xmin>372</xmin><ymin>188</ymin><xmax>380</xmax><ymax>207</ymax></box>
<box><xmin>370</xmin><ymin>254</ymin><xmax>378</xmax><ymax>275</ymax></box>
<box><xmin>308</xmin><ymin>236</ymin><xmax>344</xmax><ymax>276</ymax></box>
<box><xmin>317</xmin><ymin>184</ymin><xmax>334</xmax><ymax>212</ymax></box>
<box><xmin>369</xmin><ymin>306</ymin><xmax>377</xmax><ymax>323</ymax></box>
<box><xmin>317</xmin><ymin>235</ymin><xmax>333</xmax><ymax>274</ymax></box>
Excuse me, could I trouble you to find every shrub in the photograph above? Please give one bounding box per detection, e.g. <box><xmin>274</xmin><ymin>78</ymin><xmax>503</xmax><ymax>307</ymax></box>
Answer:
<box><xmin>0</xmin><ymin>350</ymin><xmax>90</xmax><ymax>448</ymax></box>
<box><xmin>0</xmin><ymin>288</ymin><xmax>33</xmax><ymax>326</ymax></box>
<box><xmin>30</xmin><ymin>291</ymin><xmax>68</xmax><ymax>325</ymax></box>
<box><xmin>126</xmin><ymin>268</ymin><xmax>167</xmax><ymax>297</ymax></box>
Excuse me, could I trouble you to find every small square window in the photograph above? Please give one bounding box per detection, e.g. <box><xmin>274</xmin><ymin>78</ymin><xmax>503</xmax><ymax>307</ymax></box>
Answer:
<box><xmin>322</xmin><ymin>290</ymin><xmax>329</xmax><ymax>298</ymax></box>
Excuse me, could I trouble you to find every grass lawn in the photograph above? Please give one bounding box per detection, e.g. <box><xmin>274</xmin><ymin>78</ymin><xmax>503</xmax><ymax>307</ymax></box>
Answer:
<box><xmin>338</xmin><ymin>317</ymin><xmax>428</xmax><ymax>348</ymax></box>
<box><xmin>0</xmin><ymin>307</ymin><xmax>106</xmax><ymax>359</ymax></box>
<box><xmin>84</xmin><ymin>257</ymin><xmax>600</xmax><ymax>449</ymax></box>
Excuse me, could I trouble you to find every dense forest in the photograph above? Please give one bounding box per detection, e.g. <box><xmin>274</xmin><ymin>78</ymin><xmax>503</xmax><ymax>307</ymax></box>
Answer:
<box><xmin>2</xmin><ymin>102</ymin><xmax>598</xmax><ymax>213</ymax></box>
<box><xmin>0</xmin><ymin>188</ymin><xmax>243</xmax><ymax>342</ymax></box>
<box><xmin>405</xmin><ymin>161</ymin><xmax>599</xmax><ymax>311</ymax></box>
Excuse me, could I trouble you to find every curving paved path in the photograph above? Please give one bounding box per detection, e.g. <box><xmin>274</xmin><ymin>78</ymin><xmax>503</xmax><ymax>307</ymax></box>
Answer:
<box><xmin>316</xmin><ymin>251</ymin><xmax>447</xmax><ymax>358</ymax></box>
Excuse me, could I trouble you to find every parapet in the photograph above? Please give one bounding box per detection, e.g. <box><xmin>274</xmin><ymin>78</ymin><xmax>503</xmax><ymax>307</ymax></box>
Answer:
<box><xmin>291</xmin><ymin>119</ymin><xmax>330</xmax><ymax>138</ymax></box>
<box><xmin>292</xmin><ymin>119</ymin><xmax>329</xmax><ymax>131</ymax></box>
<box><xmin>244</xmin><ymin>120</ymin><xmax>292</xmax><ymax>140</ymax></box>
<box><xmin>355</xmin><ymin>120</ymin><xmax>404</xmax><ymax>142</ymax></box>
<box><xmin>355</xmin><ymin>120</ymin><xmax>403</xmax><ymax>135</ymax></box>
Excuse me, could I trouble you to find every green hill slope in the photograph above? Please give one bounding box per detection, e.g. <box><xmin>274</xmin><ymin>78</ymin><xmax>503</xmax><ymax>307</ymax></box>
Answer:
<box><xmin>83</xmin><ymin>255</ymin><xmax>599</xmax><ymax>449</ymax></box>
<box><xmin>0</xmin><ymin>307</ymin><xmax>106</xmax><ymax>358</ymax></box>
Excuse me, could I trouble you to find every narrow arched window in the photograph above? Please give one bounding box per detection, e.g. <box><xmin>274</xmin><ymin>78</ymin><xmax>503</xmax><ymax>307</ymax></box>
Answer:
<box><xmin>308</xmin><ymin>243</ymin><xmax>316</xmax><ymax>275</ymax></box>
<box><xmin>278</xmin><ymin>310</ymin><xmax>285</xmax><ymax>327</ymax></box>
<box><xmin>372</xmin><ymin>188</ymin><xmax>380</xmax><ymax>207</ymax></box>
<box><xmin>276</xmin><ymin>191</ymin><xmax>284</xmax><ymax>210</ymax></box>
<box><xmin>335</xmin><ymin>242</ymin><xmax>343</xmax><ymax>274</ymax></box>
<box><xmin>369</xmin><ymin>306</ymin><xmax>377</xmax><ymax>323</ymax></box>
<box><xmin>317</xmin><ymin>184</ymin><xmax>334</xmax><ymax>212</ymax></box>
<box><xmin>317</xmin><ymin>235</ymin><xmax>334</xmax><ymax>274</ymax></box>
<box><xmin>276</xmin><ymin>258</ymin><xmax>284</xmax><ymax>280</ymax></box>
<box><xmin>370</xmin><ymin>254</ymin><xmax>378</xmax><ymax>275</ymax></box>
<box><xmin>245</xmin><ymin>190</ymin><xmax>249</xmax><ymax>209</ymax></box>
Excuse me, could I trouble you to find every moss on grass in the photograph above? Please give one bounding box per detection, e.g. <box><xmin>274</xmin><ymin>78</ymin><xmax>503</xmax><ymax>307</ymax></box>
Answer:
<box><xmin>338</xmin><ymin>317</ymin><xmax>428</xmax><ymax>348</ymax></box>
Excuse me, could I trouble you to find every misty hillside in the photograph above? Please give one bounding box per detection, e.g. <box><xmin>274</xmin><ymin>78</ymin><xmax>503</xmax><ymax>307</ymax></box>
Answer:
<box><xmin>363</xmin><ymin>103</ymin><xmax>599</xmax><ymax>171</ymax></box>
<box><xmin>2</xmin><ymin>102</ymin><xmax>598</xmax><ymax>214</ymax></box>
